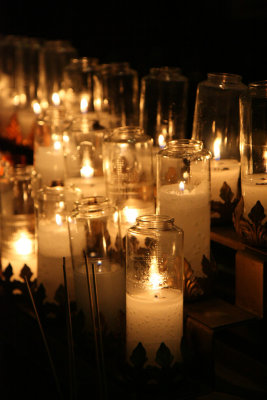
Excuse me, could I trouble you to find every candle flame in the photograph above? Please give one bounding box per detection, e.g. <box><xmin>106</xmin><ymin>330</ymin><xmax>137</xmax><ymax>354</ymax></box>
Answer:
<box><xmin>32</xmin><ymin>101</ymin><xmax>41</xmax><ymax>115</ymax></box>
<box><xmin>53</xmin><ymin>140</ymin><xmax>62</xmax><ymax>151</ymax></box>
<box><xmin>264</xmin><ymin>150</ymin><xmax>267</xmax><ymax>173</ymax></box>
<box><xmin>179</xmin><ymin>181</ymin><xmax>185</xmax><ymax>191</ymax></box>
<box><xmin>80</xmin><ymin>162</ymin><xmax>94</xmax><ymax>178</ymax></box>
<box><xmin>158</xmin><ymin>134</ymin><xmax>166</xmax><ymax>149</ymax></box>
<box><xmin>149</xmin><ymin>256</ymin><xmax>162</xmax><ymax>290</ymax></box>
<box><xmin>52</xmin><ymin>92</ymin><xmax>60</xmax><ymax>106</ymax></box>
<box><xmin>123</xmin><ymin>207</ymin><xmax>138</xmax><ymax>224</ymax></box>
<box><xmin>80</xmin><ymin>97</ymin><xmax>89</xmax><ymax>113</ymax></box>
<box><xmin>94</xmin><ymin>97</ymin><xmax>101</xmax><ymax>111</ymax></box>
<box><xmin>14</xmin><ymin>232</ymin><xmax>33</xmax><ymax>256</ymax></box>
<box><xmin>55</xmin><ymin>213</ymin><xmax>63</xmax><ymax>226</ymax></box>
<box><xmin>213</xmin><ymin>137</ymin><xmax>221</xmax><ymax>160</ymax></box>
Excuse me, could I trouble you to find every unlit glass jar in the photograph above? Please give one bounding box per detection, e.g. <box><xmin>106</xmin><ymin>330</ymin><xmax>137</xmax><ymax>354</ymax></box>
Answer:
<box><xmin>68</xmin><ymin>196</ymin><xmax>125</xmax><ymax>337</ymax></box>
<box><xmin>126</xmin><ymin>214</ymin><xmax>183</xmax><ymax>366</ymax></box>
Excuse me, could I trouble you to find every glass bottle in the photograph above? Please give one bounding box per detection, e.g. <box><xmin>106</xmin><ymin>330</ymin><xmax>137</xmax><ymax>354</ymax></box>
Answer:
<box><xmin>102</xmin><ymin>126</ymin><xmax>155</xmax><ymax>239</ymax></box>
<box><xmin>68</xmin><ymin>196</ymin><xmax>125</xmax><ymax>337</ymax></box>
<box><xmin>235</xmin><ymin>81</ymin><xmax>267</xmax><ymax>248</ymax></box>
<box><xmin>192</xmin><ymin>72</ymin><xmax>247</xmax><ymax>225</ymax></box>
<box><xmin>156</xmin><ymin>139</ymin><xmax>211</xmax><ymax>277</ymax></box>
<box><xmin>126</xmin><ymin>214</ymin><xmax>183</xmax><ymax>366</ymax></box>
<box><xmin>139</xmin><ymin>66</ymin><xmax>188</xmax><ymax>148</ymax></box>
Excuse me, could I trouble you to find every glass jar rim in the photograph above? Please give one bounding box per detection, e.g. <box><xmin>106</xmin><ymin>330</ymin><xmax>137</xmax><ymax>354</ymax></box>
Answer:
<box><xmin>148</xmin><ymin>66</ymin><xmax>184</xmax><ymax>80</ymax></box>
<box><xmin>136</xmin><ymin>214</ymin><xmax>175</xmax><ymax>230</ymax></box>
<box><xmin>104</xmin><ymin>126</ymin><xmax>152</xmax><ymax>144</ymax></box>
<box><xmin>158</xmin><ymin>139</ymin><xmax>211</xmax><ymax>159</ymax></box>
<box><xmin>72</xmin><ymin>196</ymin><xmax>116</xmax><ymax>217</ymax></box>
<box><xmin>248</xmin><ymin>80</ymin><xmax>267</xmax><ymax>89</ymax></box>
<box><xmin>207</xmin><ymin>72</ymin><xmax>242</xmax><ymax>83</ymax></box>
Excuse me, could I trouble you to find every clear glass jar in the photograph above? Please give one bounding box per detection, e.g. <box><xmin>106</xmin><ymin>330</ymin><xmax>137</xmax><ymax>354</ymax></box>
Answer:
<box><xmin>33</xmin><ymin>105</ymin><xmax>72</xmax><ymax>187</ymax></box>
<box><xmin>35</xmin><ymin>185</ymin><xmax>82</xmax><ymax>302</ymax></box>
<box><xmin>68</xmin><ymin>196</ymin><xmax>125</xmax><ymax>337</ymax></box>
<box><xmin>96</xmin><ymin>62</ymin><xmax>139</xmax><ymax>127</ymax></box>
<box><xmin>139</xmin><ymin>66</ymin><xmax>188</xmax><ymax>148</ymax></box>
<box><xmin>156</xmin><ymin>139</ymin><xmax>211</xmax><ymax>277</ymax></box>
<box><xmin>192</xmin><ymin>73</ymin><xmax>247</xmax><ymax>225</ymax></box>
<box><xmin>63</xmin><ymin>57</ymin><xmax>100</xmax><ymax>117</ymax></box>
<box><xmin>126</xmin><ymin>214</ymin><xmax>183</xmax><ymax>366</ymax></box>
<box><xmin>102</xmin><ymin>126</ymin><xmax>155</xmax><ymax>238</ymax></box>
<box><xmin>235</xmin><ymin>81</ymin><xmax>267</xmax><ymax>248</ymax></box>
<box><xmin>0</xmin><ymin>164</ymin><xmax>37</xmax><ymax>279</ymax></box>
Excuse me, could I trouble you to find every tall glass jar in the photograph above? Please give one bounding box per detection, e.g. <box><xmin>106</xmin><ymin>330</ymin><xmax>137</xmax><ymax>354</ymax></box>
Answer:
<box><xmin>139</xmin><ymin>67</ymin><xmax>188</xmax><ymax>148</ymax></box>
<box><xmin>68</xmin><ymin>196</ymin><xmax>125</xmax><ymax>337</ymax></box>
<box><xmin>102</xmin><ymin>126</ymin><xmax>155</xmax><ymax>239</ymax></box>
<box><xmin>33</xmin><ymin>105</ymin><xmax>72</xmax><ymax>187</ymax></box>
<box><xmin>126</xmin><ymin>215</ymin><xmax>183</xmax><ymax>366</ymax></box>
<box><xmin>35</xmin><ymin>185</ymin><xmax>82</xmax><ymax>302</ymax></box>
<box><xmin>157</xmin><ymin>139</ymin><xmax>211</xmax><ymax>277</ymax></box>
<box><xmin>0</xmin><ymin>164</ymin><xmax>37</xmax><ymax>279</ymax></box>
<box><xmin>235</xmin><ymin>81</ymin><xmax>267</xmax><ymax>249</ymax></box>
<box><xmin>96</xmin><ymin>62</ymin><xmax>139</xmax><ymax>127</ymax></box>
<box><xmin>192</xmin><ymin>73</ymin><xmax>247</xmax><ymax>225</ymax></box>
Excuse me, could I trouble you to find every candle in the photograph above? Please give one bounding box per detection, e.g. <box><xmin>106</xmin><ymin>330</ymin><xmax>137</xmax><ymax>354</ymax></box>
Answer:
<box><xmin>1</xmin><ymin>224</ymin><xmax>37</xmax><ymax>279</ymax></box>
<box><xmin>242</xmin><ymin>174</ymin><xmax>267</xmax><ymax>222</ymax></box>
<box><xmin>126</xmin><ymin>288</ymin><xmax>183</xmax><ymax>365</ymax></box>
<box><xmin>34</xmin><ymin>144</ymin><xmax>65</xmax><ymax>185</ymax></box>
<box><xmin>158</xmin><ymin>181</ymin><xmax>210</xmax><ymax>276</ymax></box>
<box><xmin>73</xmin><ymin>261</ymin><xmax>125</xmax><ymax>336</ymax></box>
<box><xmin>211</xmin><ymin>159</ymin><xmax>240</xmax><ymax>202</ymax></box>
<box><xmin>37</xmin><ymin>219</ymin><xmax>74</xmax><ymax>302</ymax></box>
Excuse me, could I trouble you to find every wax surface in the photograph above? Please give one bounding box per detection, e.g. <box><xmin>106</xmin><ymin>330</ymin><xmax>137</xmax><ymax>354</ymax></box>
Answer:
<box><xmin>211</xmin><ymin>159</ymin><xmax>240</xmax><ymax>202</ymax></box>
<box><xmin>242</xmin><ymin>174</ymin><xmax>267</xmax><ymax>223</ymax></box>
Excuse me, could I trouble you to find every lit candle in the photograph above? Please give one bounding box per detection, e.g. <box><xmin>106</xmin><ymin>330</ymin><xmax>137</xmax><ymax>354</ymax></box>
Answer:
<box><xmin>34</xmin><ymin>137</ymin><xmax>65</xmax><ymax>185</ymax></box>
<box><xmin>1</xmin><ymin>227</ymin><xmax>37</xmax><ymax>279</ymax></box>
<box><xmin>210</xmin><ymin>137</ymin><xmax>240</xmax><ymax>202</ymax></box>
<box><xmin>242</xmin><ymin>174</ymin><xmax>267</xmax><ymax>222</ymax></box>
<box><xmin>158</xmin><ymin>180</ymin><xmax>210</xmax><ymax>276</ymax></box>
<box><xmin>126</xmin><ymin>257</ymin><xmax>183</xmax><ymax>366</ymax></box>
<box><xmin>119</xmin><ymin>198</ymin><xmax>155</xmax><ymax>238</ymax></box>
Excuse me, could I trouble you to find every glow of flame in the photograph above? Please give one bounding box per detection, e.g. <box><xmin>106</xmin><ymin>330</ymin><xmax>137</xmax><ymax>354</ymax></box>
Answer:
<box><xmin>123</xmin><ymin>207</ymin><xmax>138</xmax><ymax>224</ymax></box>
<box><xmin>53</xmin><ymin>140</ymin><xmax>62</xmax><ymax>151</ymax></box>
<box><xmin>80</xmin><ymin>97</ymin><xmax>89</xmax><ymax>113</ymax></box>
<box><xmin>158</xmin><ymin>134</ymin><xmax>166</xmax><ymax>149</ymax></box>
<box><xmin>264</xmin><ymin>150</ymin><xmax>267</xmax><ymax>173</ymax></box>
<box><xmin>80</xmin><ymin>162</ymin><xmax>94</xmax><ymax>178</ymax></box>
<box><xmin>52</xmin><ymin>92</ymin><xmax>60</xmax><ymax>106</ymax></box>
<box><xmin>149</xmin><ymin>256</ymin><xmax>162</xmax><ymax>290</ymax></box>
<box><xmin>213</xmin><ymin>137</ymin><xmax>221</xmax><ymax>160</ymax></box>
<box><xmin>32</xmin><ymin>101</ymin><xmax>41</xmax><ymax>115</ymax></box>
<box><xmin>179</xmin><ymin>181</ymin><xmax>185</xmax><ymax>191</ymax></box>
<box><xmin>13</xmin><ymin>95</ymin><xmax>20</xmax><ymax>106</ymax></box>
<box><xmin>55</xmin><ymin>214</ymin><xmax>63</xmax><ymax>226</ymax></box>
<box><xmin>94</xmin><ymin>98</ymin><xmax>101</xmax><ymax>111</ymax></box>
<box><xmin>14</xmin><ymin>232</ymin><xmax>33</xmax><ymax>256</ymax></box>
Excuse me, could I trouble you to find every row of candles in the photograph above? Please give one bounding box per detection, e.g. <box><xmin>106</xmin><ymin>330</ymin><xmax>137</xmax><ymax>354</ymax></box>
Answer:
<box><xmin>1</xmin><ymin>45</ymin><xmax>267</xmax><ymax>366</ymax></box>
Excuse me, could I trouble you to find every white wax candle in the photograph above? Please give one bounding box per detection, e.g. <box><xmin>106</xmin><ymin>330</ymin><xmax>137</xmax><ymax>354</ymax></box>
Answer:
<box><xmin>65</xmin><ymin>176</ymin><xmax>106</xmax><ymax>197</ymax></box>
<box><xmin>126</xmin><ymin>289</ymin><xmax>183</xmax><ymax>366</ymax></box>
<box><xmin>34</xmin><ymin>146</ymin><xmax>65</xmax><ymax>185</ymax></box>
<box><xmin>158</xmin><ymin>181</ymin><xmax>210</xmax><ymax>276</ymax></box>
<box><xmin>210</xmin><ymin>159</ymin><xmax>240</xmax><ymax>202</ymax></box>
<box><xmin>242</xmin><ymin>174</ymin><xmax>267</xmax><ymax>223</ymax></box>
<box><xmin>37</xmin><ymin>220</ymin><xmax>74</xmax><ymax>302</ymax></box>
<box><xmin>73</xmin><ymin>263</ymin><xmax>125</xmax><ymax>336</ymax></box>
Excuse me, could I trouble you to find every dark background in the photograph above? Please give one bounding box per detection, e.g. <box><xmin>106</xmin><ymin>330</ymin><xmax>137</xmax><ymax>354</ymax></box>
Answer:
<box><xmin>1</xmin><ymin>0</ymin><xmax>267</xmax><ymax>135</ymax></box>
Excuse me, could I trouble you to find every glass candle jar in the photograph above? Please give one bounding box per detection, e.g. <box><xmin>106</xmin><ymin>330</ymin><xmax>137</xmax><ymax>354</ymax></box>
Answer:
<box><xmin>0</xmin><ymin>164</ymin><xmax>37</xmax><ymax>279</ymax></box>
<box><xmin>102</xmin><ymin>126</ymin><xmax>155</xmax><ymax>239</ymax></box>
<box><xmin>33</xmin><ymin>105</ymin><xmax>72</xmax><ymax>187</ymax></box>
<box><xmin>156</xmin><ymin>139</ymin><xmax>211</xmax><ymax>277</ymax></box>
<box><xmin>126</xmin><ymin>214</ymin><xmax>184</xmax><ymax>366</ymax></box>
<box><xmin>139</xmin><ymin>66</ymin><xmax>188</xmax><ymax>148</ymax></box>
<box><xmin>35</xmin><ymin>185</ymin><xmax>82</xmax><ymax>302</ymax></box>
<box><xmin>68</xmin><ymin>196</ymin><xmax>125</xmax><ymax>337</ymax></box>
<box><xmin>235</xmin><ymin>81</ymin><xmax>267</xmax><ymax>248</ymax></box>
<box><xmin>96</xmin><ymin>62</ymin><xmax>139</xmax><ymax>127</ymax></box>
<box><xmin>192</xmin><ymin>73</ymin><xmax>247</xmax><ymax>225</ymax></box>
